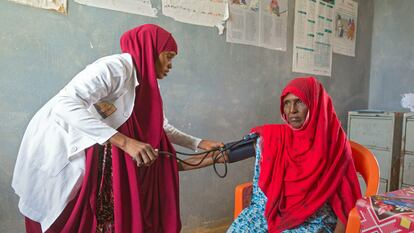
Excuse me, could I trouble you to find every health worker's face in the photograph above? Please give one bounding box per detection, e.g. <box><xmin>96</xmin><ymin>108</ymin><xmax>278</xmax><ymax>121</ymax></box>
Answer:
<box><xmin>155</xmin><ymin>51</ymin><xmax>176</xmax><ymax>79</ymax></box>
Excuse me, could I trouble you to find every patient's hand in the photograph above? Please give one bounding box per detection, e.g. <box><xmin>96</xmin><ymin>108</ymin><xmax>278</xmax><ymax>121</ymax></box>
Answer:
<box><xmin>334</xmin><ymin>220</ymin><xmax>345</xmax><ymax>233</ymax></box>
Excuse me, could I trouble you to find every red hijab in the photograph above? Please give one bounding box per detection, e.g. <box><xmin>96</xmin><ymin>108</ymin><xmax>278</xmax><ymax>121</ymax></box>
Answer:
<box><xmin>255</xmin><ymin>77</ymin><xmax>361</xmax><ymax>232</ymax></box>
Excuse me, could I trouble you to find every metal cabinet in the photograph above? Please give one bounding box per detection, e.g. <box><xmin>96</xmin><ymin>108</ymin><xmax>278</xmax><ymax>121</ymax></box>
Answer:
<box><xmin>400</xmin><ymin>113</ymin><xmax>414</xmax><ymax>188</ymax></box>
<box><xmin>347</xmin><ymin>111</ymin><xmax>403</xmax><ymax>193</ymax></box>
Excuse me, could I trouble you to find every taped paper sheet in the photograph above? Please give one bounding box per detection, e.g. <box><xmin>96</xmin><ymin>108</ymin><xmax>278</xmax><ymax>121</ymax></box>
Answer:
<box><xmin>226</xmin><ymin>0</ymin><xmax>288</xmax><ymax>51</ymax></box>
<box><xmin>292</xmin><ymin>0</ymin><xmax>334</xmax><ymax>77</ymax></box>
<box><xmin>9</xmin><ymin>0</ymin><xmax>67</xmax><ymax>14</ymax></box>
<box><xmin>162</xmin><ymin>0</ymin><xmax>229</xmax><ymax>33</ymax></box>
<box><xmin>75</xmin><ymin>0</ymin><xmax>157</xmax><ymax>17</ymax></box>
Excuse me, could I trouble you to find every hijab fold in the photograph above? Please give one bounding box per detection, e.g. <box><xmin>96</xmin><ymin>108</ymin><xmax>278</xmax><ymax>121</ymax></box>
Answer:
<box><xmin>90</xmin><ymin>24</ymin><xmax>180</xmax><ymax>233</ymax></box>
<box><xmin>255</xmin><ymin>77</ymin><xmax>361</xmax><ymax>232</ymax></box>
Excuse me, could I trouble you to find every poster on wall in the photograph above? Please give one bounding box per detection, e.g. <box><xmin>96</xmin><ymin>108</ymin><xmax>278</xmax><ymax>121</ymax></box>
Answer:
<box><xmin>292</xmin><ymin>0</ymin><xmax>334</xmax><ymax>77</ymax></box>
<box><xmin>9</xmin><ymin>0</ymin><xmax>67</xmax><ymax>14</ymax></box>
<box><xmin>74</xmin><ymin>0</ymin><xmax>157</xmax><ymax>17</ymax></box>
<box><xmin>333</xmin><ymin>0</ymin><xmax>357</xmax><ymax>56</ymax></box>
<box><xmin>226</xmin><ymin>0</ymin><xmax>288</xmax><ymax>51</ymax></box>
<box><xmin>161</xmin><ymin>0</ymin><xmax>228</xmax><ymax>33</ymax></box>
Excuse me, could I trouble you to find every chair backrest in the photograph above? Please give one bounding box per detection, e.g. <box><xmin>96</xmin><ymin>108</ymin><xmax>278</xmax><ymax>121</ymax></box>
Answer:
<box><xmin>349</xmin><ymin>140</ymin><xmax>380</xmax><ymax>196</ymax></box>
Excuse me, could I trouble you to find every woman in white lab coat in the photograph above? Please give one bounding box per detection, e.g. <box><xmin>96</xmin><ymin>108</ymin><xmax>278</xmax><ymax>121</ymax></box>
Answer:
<box><xmin>12</xmin><ymin>24</ymin><xmax>222</xmax><ymax>233</ymax></box>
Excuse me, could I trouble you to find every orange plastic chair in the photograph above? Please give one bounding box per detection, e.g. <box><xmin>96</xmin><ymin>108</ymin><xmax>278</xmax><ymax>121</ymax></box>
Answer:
<box><xmin>345</xmin><ymin>140</ymin><xmax>380</xmax><ymax>233</ymax></box>
<box><xmin>233</xmin><ymin>181</ymin><xmax>253</xmax><ymax>219</ymax></box>
<box><xmin>233</xmin><ymin>140</ymin><xmax>380</xmax><ymax>232</ymax></box>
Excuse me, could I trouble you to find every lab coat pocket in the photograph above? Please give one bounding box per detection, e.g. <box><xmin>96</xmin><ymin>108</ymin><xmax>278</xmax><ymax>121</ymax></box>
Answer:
<box><xmin>35</xmin><ymin>121</ymin><xmax>70</xmax><ymax>177</ymax></box>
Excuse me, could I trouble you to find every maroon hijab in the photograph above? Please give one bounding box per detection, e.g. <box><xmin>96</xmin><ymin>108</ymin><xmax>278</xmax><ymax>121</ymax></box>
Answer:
<box><xmin>110</xmin><ymin>24</ymin><xmax>180</xmax><ymax>233</ymax></box>
<box><xmin>255</xmin><ymin>77</ymin><xmax>361</xmax><ymax>232</ymax></box>
<box><xmin>120</xmin><ymin>24</ymin><xmax>177</xmax><ymax>148</ymax></box>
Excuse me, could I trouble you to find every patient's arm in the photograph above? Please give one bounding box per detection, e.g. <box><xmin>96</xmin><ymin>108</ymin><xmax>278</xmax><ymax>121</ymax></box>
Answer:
<box><xmin>178</xmin><ymin>134</ymin><xmax>258</xmax><ymax>171</ymax></box>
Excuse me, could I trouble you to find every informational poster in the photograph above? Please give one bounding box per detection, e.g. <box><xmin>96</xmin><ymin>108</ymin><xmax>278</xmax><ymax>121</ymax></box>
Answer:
<box><xmin>226</xmin><ymin>0</ymin><xmax>288</xmax><ymax>51</ymax></box>
<box><xmin>9</xmin><ymin>0</ymin><xmax>67</xmax><ymax>14</ymax></box>
<box><xmin>333</xmin><ymin>0</ymin><xmax>358</xmax><ymax>56</ymax></box>
<box><xmin>74</xmin><ymin>0</ymin><xmax>157</xmax><ymax>17</ymax></box>
<box><xmin>292</xmin><ymin>0</ymin><xmax>334</xmax><ymax>77</ymax></box>
<box><xmin>162</xmin><ymin>0</ymin><xmax>228</xmax><ymax>32</ymax></box>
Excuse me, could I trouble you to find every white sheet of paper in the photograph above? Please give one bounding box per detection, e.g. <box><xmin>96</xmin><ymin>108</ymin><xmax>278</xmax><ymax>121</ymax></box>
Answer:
<box><xmin>74</xmin><ymin>0</ymin><xmax>157</xmax><ymax>17</ymax></box>
<box><xmin>333</xmin><ymin>0</ymin><xmax>358</xmax><ymax>56</ymax></box>
<box><xmin>162</xmin><ymin>0</ymin><xmax>228</xmax><ymax>30</ymax></box>
<box><xmin>292</xmin><ymin>0</ymin><xmax>334</xmax><ymax>77</ymax></box>
<box><xmin>401</xmin><ymin>93</ymin><xmax>414</xmax><ymax>112</ymax></box>
<box><xmin>9</xmin><ymin>0</ymin><xmax>67</xmax><ymax>14</ymax></box>
<box><xmin>226</xmin><ymin>0</ymin><xmax>288</xmax><ymax>51</ymax></box>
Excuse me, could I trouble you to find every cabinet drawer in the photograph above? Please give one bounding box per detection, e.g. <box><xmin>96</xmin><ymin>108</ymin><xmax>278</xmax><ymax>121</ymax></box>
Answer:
<box><xmin>401</xmin><ymin>154</ymin><xmax>414</xmax><ymax>186</ymax></box>
<box><xmin>370</xmin><ymin>148</ymin><xmax>392</xmax><ymax>179</ymax></box>
<box><xmin>357</xmin><ymin>175</ymin><xmax>388</xmax><ymax>195</ymax></box>
<box><xmin>379</xmin><ymin>179</ymin><xmax>388</xmax><ymax>194</ymax></box>
<box><xmin>404</xmin><ymin>119</ymin><xmax>414</xmax><ymax>153</ymax></box>
<box><xmin>348</xmin><ymin>117</ymin><xmax>393</xmax><ymax>149</ymax></box>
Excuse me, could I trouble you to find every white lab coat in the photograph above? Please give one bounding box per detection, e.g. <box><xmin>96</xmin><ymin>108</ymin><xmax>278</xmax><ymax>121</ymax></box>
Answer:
<box><xmin>12</xmin><ymin>53</ymin><xmax>201</xmax><ymax>232</ymax></box>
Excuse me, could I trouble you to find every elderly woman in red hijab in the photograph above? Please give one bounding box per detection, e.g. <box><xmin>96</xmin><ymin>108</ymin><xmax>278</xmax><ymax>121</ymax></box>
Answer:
<box><xmin>12</xmin><ymin>24</ymin><xmax>222</xmax><ymax>233</ymax></box>
<box><xmin>228</xmin><ymin>77</ymin><xmax>362</xmax><ymax>233</ymax></box>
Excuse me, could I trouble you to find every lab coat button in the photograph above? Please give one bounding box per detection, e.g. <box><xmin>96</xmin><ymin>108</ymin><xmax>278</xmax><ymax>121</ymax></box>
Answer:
<box><xmin>71</xmin><ymin>146</ymin><xmax>78</xmax><ymax>153</ymax></box>
<box><xmin>124</xmin><ymin>112</ymin><xmax>129</xmax><ymax>118</ymax></box>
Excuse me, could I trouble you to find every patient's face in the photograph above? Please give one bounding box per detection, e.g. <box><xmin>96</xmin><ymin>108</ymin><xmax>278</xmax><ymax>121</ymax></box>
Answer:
<box><xmin>283</xmin><ymin>93</ymin><xmax>309</xmax><ymax>129</ymax></box>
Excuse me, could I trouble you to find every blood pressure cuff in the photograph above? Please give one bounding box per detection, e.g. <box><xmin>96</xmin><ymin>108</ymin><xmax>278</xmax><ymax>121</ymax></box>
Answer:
<box><xmin>225</xmin><ymin>133</ymin><xmax>258</xmax><ymax>163</ymax></box>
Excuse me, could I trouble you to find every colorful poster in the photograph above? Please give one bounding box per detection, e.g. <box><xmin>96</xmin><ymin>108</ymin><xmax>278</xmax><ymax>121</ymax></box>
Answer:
<box><xmin>9</xmin><ymin>0</ymin><xmax>67</xmax><ymax>14</ymax></box>
<box><xmin>292</xmin><ymin>0</ymin><xmax>334</xmax><ymax>77</ymax></box>
<box><xmin>333</xmin><ymin>0</ymin><xmax>358</xmax><ymax>56</ymax></box>
<box><xmin>226</xmin><ymin>0</ymin><xmax>288</xmax><ymax>51</ymax></box>
<box><xmin>74</xmin><ymin>0</ymin><xmax>157</xmax><ymax>17</ymax></box>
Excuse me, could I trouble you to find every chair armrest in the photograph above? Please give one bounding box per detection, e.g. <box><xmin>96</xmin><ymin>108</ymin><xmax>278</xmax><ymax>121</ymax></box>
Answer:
<box><xmin>234</xmin><ymin>182</ymin><xmax>253</xmax><ymax>219</ymax></box>
<box><xmin>345</xmin><ymin>207</ymin><xmax>360</xmax><ymax>233</ymax></box>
